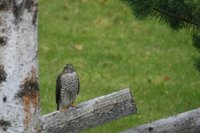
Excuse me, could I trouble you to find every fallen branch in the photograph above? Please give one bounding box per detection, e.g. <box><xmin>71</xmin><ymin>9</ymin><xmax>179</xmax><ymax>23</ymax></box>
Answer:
<box><xmin>41</xmin><ymin>88</ymin><xmax>137</xmax><ymax>133</ymax></box>
<box><xmin>121</xmin><ymin>108</ymin><xmax>200</xmax><ymax>133</ymax></box>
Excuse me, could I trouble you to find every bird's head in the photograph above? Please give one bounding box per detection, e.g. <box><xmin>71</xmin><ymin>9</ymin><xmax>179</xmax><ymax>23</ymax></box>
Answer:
<box><xmin>63</xmin><ymin>64</ymin><xmax>75</xmax><ymax>73</ymax></box>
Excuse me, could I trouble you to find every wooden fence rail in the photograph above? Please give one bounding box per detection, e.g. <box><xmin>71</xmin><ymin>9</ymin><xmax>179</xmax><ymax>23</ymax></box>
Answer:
<box><xmin>121</xmin><ymin>108</ymin><xmax>200</xmax><ymax>133</ymax></box>
<box><xmin>41</xmin><ymin>88</ymin><xmax>137</xmax><ymax>133</ymax></box>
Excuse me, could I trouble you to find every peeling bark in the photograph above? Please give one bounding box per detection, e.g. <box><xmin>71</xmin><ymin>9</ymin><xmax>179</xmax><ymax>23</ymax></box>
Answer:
<box><xmin>15</xmin><ymin>67</ymin><xmax>40</xmax><ymax>130</ymax></box>
<box><xmin>0</xmin><ymin>0</ymin><xmax>40</xmax><ymax>132</ymax></box>
<box><xmin>16</xmin><ymin>67</ymin><xmax>39</xmax><ymax>99</ymax></box>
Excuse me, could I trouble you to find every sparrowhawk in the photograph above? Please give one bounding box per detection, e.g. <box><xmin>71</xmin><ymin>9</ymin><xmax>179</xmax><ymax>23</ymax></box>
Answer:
<box><xmin>56</xmin><ymin>64</ymin><xmax>80</xmax><ymax>110</ymax></box>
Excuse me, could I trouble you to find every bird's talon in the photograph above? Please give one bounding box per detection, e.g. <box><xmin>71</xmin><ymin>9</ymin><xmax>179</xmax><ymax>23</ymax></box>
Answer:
<box><xmin>60</xmin><ymin>106</ymin><xmax>68</xmax><ymax>112</ymax></box>
<box><xmin>71</xmin><ymin>103</ymin><xmax>76</xmax><ymax>107</ymax></box>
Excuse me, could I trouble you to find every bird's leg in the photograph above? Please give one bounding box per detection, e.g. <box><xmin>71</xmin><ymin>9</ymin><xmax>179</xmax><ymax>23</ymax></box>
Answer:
<box><xmin>61</xmin><ymin>106</ymin><xmax>68</xmax><ymax>112</ymax></box>
<box><xmin>71</xmin><ymin>102</ymin><xmax>76</xmax><ymax>107</ymax></box>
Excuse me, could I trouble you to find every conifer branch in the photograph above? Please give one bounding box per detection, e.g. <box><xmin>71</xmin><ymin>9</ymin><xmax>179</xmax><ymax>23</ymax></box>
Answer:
<box><xmin>153</xmin><ymin>8</ymin><xmax>200</xmax><ymax>28</ymax></box>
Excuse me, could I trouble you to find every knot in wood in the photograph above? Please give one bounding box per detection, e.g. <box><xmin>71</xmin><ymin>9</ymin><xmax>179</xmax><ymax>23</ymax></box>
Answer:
<box><xmin>16</xmin><ymin>67</ymin><xmax>39</xmax><ymax>98</ymax></box>
<box><xmin>0</xmin><ymin>36</ymin><xmax>8</xmax><ymax>47</ymax></box>
<box><xmin>0</xmin><ymin>65</ymin><xmax>7</xmax><ymax>82</ymax></box>
<box><xmin>0</xmin><ymin>119</ymin><xmax>11</xmax><ymax>131</ymax></box>
<box><xmin>0</xmin><ymin>0</ymin><xmax>10</xmax><ymax>10</ymax></box>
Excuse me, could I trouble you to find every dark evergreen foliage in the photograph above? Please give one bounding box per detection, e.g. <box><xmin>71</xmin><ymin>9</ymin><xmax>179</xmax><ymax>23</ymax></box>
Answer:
<box><xmin>123</xmin><ymin>0</ymin><xmax>200</xmax><ymax>70</ymax></box>
<box><xmin>122</xmin><ymin>0</ymin><xmax>200</xmax><ymax>30</ymax></box>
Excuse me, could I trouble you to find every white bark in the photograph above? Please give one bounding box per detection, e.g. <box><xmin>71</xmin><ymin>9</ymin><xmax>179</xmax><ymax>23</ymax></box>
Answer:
<box><xmin>0</xmin><ymin>1</ymin><xmax>40</xmax><ymax>132</ymax></box>
<box><xmin>41</xmin><ymin>88</ymin><xmax>137</xmax><ymax>133</ymax></box>
<box><xmin>121</xmin><ymin>108</ymin><xmax>200</xmax><ymax>133</ymax></box>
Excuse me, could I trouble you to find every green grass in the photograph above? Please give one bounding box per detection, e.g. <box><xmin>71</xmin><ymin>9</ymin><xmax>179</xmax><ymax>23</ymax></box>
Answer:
<box><xmin>38</xmin><ymin>0</ymin><xmax>200</xmax><ymax>132</ymax></box>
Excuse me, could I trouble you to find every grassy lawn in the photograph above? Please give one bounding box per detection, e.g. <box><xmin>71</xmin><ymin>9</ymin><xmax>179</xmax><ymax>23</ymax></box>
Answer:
<box><xmin>38</xmin><ymin>0</ymin><xmax>200</xmax><ymax>132</ymax></box>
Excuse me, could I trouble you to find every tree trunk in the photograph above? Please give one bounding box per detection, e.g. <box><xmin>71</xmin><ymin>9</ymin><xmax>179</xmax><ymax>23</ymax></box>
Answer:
<box><xmin>0</xmin><ymin>0</ymin><xmax>40</xmax><ymax>132</ymax></box>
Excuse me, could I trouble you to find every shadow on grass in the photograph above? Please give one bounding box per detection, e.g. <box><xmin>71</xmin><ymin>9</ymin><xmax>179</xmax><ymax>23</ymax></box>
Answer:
<box><xmin>193</xmin><ymin>57</ymin><xmax>200</xmax><ymax>72</ymax></box>
<box><xmin>192</xmin><ymin>32</ymin><xmax>200</xmax><ymax>51</ymax></box>
<box><xmin>192</xmin><ymin>32</ymin><xmax>200</xmax><ymax>71</ymax></box>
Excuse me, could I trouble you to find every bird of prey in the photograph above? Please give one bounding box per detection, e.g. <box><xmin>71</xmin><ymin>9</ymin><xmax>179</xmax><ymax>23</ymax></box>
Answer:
<box><xmin>56</xmin><ymin>64</ymin><xmax>80</xmax><ymax>110</ymax></box>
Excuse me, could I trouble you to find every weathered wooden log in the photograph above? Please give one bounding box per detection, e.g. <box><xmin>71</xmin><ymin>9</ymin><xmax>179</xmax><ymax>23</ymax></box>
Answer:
<box><xmin>121</xmin><ymin>108</ymin><xmax>200</xmax><ymax>133</ymax></box>
<box><xmin>41</xmin><ymin>88</ymin><xmax>137</xmax><ymax>133</ymax></box>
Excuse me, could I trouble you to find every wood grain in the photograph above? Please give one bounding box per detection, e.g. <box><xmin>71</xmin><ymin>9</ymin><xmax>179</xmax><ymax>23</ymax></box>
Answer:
<box><xmin>41</xmin><ymin>88</ymin><xmax>137</xmax><ymax>133</ymax></box>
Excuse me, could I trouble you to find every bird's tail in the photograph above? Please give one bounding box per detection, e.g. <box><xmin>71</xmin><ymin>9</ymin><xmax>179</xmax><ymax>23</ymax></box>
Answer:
<box><xmin>57</xmin><ymin>104</ymin><xmax>59</xmax><ymax>110</ymax></box>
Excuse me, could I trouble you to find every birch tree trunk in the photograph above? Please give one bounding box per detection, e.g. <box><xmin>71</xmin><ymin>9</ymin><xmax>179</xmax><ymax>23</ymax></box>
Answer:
<box><xmin>0</xmin><ymin>0</ymin><xmax>40</xmax><ymax>132</ymax></box>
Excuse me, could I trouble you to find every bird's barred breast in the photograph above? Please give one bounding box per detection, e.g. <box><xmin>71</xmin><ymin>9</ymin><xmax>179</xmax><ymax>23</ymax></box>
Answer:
<box><xmin>61</xmin><ymin>72</ymin><xmax>79</xmax><ymax>92</ymax></box>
